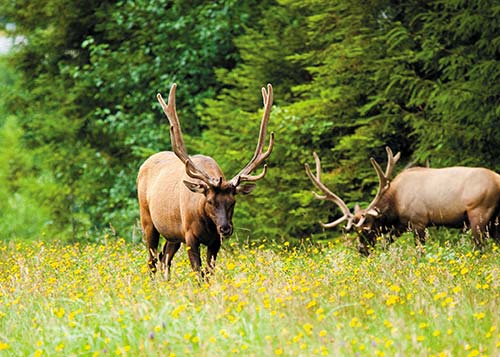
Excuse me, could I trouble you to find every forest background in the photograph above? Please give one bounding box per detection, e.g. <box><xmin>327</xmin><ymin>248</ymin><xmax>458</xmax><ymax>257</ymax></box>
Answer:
<box><xmin>0</xmin><ymin>0</ymin><xmax>499</xmax><ymax>243</ymax></box>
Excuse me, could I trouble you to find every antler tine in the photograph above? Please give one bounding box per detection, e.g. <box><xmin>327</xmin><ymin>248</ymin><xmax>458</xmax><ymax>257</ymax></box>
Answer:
<box><xmin>230</xmin><ymin>84</ymin><xmax>275</xmax><ymax>186</ymax></box>
<box><xmin>362</xmin><ymin>146</ymin><xmax>401</xmax><ymax>218</ymax></box>
<box><xmin>157</xmin><ymin>84</ymin><xmax>217</xmax><ymax>186</ymax></box>
<box><xmin>305</xmin><ymin>152</ymin><xmax>354</xmax><ymax>229</ymax></box>
<box><xmin>370</xmin><ymin>157</ymin><xmax>388</xmax><ymax>195</ymax></box>
<box><xmin>314</xmin><ymin>151</ymin><xmax>321</xmax><ymax>182</ymax></box>
<box><xmin>384</xmin><ymin>146</ymin><xmax>401</xmax><ymax>178</ymax></box>
<box><xmin>157</xmin><ymin>84</ymin><xmax>189</xmax><ymax>164</ymax></box>
<box><xmin>322</xmin><ymin>216</ymin><xmax>354</xmax><ymax>229</ymax></box>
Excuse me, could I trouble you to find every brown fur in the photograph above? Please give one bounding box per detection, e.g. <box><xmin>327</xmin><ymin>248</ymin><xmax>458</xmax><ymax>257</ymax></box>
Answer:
<box><xmin>138</xmin><ymin>152</ymin><xmax>246</xmax><ymax>277</ymax></box>
<box><xmin>138</xmin><ymin>83</ymin><xmax>274</xmax><ymax>277</ymax></box>
<box><xmin>368</xmin><ymin>166</ymin><xmax>500</xmax><ymax>249</ymax></box>
<box><xmin>307</xmin><ymin>148</ymin><xmax>500</xmax><ymax>254</ymax></box>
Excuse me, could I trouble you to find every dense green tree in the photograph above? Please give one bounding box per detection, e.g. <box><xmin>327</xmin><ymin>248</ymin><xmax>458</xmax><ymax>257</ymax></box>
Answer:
<box><xmin>0</xmin><ymin>60</ymin><xmax>57</xmax><ymax>239</ymax></box>
<box><xmin>70</xmin><ymin>0</ymin><xmax>274</xmax><ymax>237</ymax></box>
<box><xmin>0</xmin><ymin>116</ymin><xmax>58</xmax><ymax>239</ymax></box>
<box><xmin>408</xmin><ymin>0</ymin><xmax>500</xmax><ymax>166</ymax></box>
<box><xmin>199</xmin><ymin>0</ymin><xmax>500</xmax><ymax>240</ymax></box>
<box><xmin>197</xmin><ymin>1</ymin><xmax>312</xmax><ymax>239</ymax></box>
<box><xmin>1</xmin><ymin>0</ymin><xmax>498</xmax><ymax>242</ymax></box>
<box><xmin>1</xmin><ymin>0</ymin><xmax>111</xmax><ymax>240</ymax></box>
<box><xmin>199</xmin><ymin>0</ymin><xmax>412</xmax><ymax>239</ymax></box>
<box><xmin>1</xmin><ymin>0</ymin><xmax>271</xmax><ymax>239</ymax></box>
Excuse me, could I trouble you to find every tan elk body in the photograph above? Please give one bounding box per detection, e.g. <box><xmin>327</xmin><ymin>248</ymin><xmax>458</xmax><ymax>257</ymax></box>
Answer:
<box><xmin>138</xmin><ymin>83</ymin><xmax>274</xmax><ymax>276</ymax></box>
<box><xmin>382</xmin><ymin>166</ymin><xmax>500</xmax><ymax>229</ymax></box>
<box><xmin>306</xmin><ymin>148</ymin><xmax>500</xmax><ymax>254</ymax></box>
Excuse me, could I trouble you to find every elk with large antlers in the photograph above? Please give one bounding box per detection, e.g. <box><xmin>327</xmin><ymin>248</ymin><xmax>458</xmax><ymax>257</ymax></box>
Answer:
<box><xmin>306</xmin><ymin>147</ymin><xmax>500</xmax><ymax>254</ymax></box>
<box><xmin>138</xmin><ymin>83</ymin><xmax>274</xmax><ymax>277</ymax></box>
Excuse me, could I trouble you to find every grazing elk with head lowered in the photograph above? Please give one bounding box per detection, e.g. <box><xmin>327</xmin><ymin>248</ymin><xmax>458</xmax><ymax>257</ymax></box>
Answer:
<box><xmin>138</xmin><ymin>83</ymin><xmax>274</xmax><ymax>277</ymax></box>
<box><xmin>305</xmin><ymin>147</ymin><xmax>500</xmax><ymax>254</ymax></box>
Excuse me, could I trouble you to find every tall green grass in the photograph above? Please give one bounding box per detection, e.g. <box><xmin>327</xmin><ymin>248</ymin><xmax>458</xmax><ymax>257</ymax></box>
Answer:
<box><xmin>0</xmin><ymin>233</ymin><xmax>498</xmax><ymax>356</ymax></box>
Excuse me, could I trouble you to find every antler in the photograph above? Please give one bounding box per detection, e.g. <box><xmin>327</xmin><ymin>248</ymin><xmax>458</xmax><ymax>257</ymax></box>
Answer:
<box><xmin>157</xmin><ymin>84</ymin><xmax>219</xmax><ymax>187</ymax></box>
<box><xmin>355</xmin><ymin>146</ymin><xmax>400</xmax><ymax>226</ymax></box>
<box><xmin>305</xmin><ymin>152</ymin><xmax>355</xmax><ymax>230</ymax></box>
<box><xmin>229</xmin><ymin>84</ymin><xmax>275</xmax><ymax>186</ymax></box>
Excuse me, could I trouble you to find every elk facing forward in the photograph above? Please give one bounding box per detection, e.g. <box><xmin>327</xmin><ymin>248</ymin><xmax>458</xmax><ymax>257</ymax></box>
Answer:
<box><xmin>138</xmin><ymin>83</ymin><xmax>274</xmax><ymax>277</ymax></box>
<box><xmin>306</xmin><ymin>147</ymin><xmax>500</xmax><ymax>254</ymax></box>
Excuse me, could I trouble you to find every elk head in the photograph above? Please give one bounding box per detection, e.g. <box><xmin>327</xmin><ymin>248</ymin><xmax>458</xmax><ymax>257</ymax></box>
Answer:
<box><xmin>157</xmin><ymin>83</ymin><xmax>274</xmax><ymax>238</ymax></box>
<box><xmin>305</xmin><ymin>147</ymin><xmax>400</xmax><ymax>242</ymax></box>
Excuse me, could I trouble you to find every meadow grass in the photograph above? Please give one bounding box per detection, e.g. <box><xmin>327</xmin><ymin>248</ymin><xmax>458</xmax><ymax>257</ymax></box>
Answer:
<box><xmin>0</xmin><ymin>233</ymin><xmax>499</xmax><ymax>356</ymax></box>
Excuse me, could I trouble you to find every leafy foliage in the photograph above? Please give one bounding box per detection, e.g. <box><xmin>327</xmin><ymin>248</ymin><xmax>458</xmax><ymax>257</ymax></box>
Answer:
<box><xmin>1</xmin><ymin>0</ymin><xmax>270</xmax><ymax>239</ymax></box>
<box><xmin>203</xmin><ymin>0</ymin><xmax>499</xmax><ymax>240</ymax></box>
<box><xmin>0</xmin><ymin>60</ymin><xmax>57</xmax><ymax>239</ymax></box>
<box><xmin>0</xmin><ymin>0</ymin><xmax>499</xmax><ymax>241</ymax></box>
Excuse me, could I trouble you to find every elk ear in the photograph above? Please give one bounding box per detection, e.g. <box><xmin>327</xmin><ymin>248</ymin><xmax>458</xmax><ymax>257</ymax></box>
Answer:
<box><xmin>183</xmin><ymin>180</ymin><xmax>208</xmax><ymax>194</ymax></box>
<box><xmin>236</xmin><ymin>183</ymin><xmax>257</xmax><ymax>195</ymax></box>
<box><xmin>354</xmin><ymin>203</ymin><xmax>362</xmax><ymax>213</ymax></box>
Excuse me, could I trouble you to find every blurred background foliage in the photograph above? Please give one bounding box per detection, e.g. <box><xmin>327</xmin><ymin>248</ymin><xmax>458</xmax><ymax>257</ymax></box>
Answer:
<box><xmin>0</xmin><ymin>0</ymin><xmax>499</xmax><ymax>242</ymax></box>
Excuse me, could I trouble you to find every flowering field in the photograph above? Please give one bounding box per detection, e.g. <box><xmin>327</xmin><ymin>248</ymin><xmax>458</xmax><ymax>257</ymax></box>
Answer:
<box><xmin>0</xmin><ymin>235</ymin><xmax>499</xmax><ymax>356</ymax></box>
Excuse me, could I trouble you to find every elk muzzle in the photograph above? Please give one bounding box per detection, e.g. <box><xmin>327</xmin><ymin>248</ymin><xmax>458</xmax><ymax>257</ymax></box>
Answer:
<box><xmin>219</xmin><ymin>223</ymin><xmax>233</xmax><ymax>238</ymax></box>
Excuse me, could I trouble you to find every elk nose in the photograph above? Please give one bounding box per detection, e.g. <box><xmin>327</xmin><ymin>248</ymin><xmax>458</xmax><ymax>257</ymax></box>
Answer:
<box><xmin>219</xmin><ymin>224</ymin><xmax>233</xmax><ymax>237</ymax></box>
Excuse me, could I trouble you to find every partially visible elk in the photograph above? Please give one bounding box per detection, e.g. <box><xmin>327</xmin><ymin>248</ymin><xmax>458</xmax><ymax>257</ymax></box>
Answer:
<box><xmin>305</xmin><ymin>147</ymin><xmax>500</xmax><ymax>254</ymax></box>
<box><xmin>137</xmin><ymin>83</ymin><xmax>274</xmax><ymax>277</ymax></box>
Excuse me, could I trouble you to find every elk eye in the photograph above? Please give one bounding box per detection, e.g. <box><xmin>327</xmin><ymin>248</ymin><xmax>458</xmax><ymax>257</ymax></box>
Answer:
<box><xmin>207</xmin><ymin>199</ymin><xmax>215</xmax><ymax>206</ymax></box>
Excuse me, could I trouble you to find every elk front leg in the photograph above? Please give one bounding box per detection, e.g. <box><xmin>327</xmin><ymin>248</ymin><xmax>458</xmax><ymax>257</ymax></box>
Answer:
<box><xmin>409</xmin><ymin>222</ymin><xmax>426</xmax><ymax>255</ymax></box>
<box><xmin>205</xmin><ymin>241</ymin><xmax>221</xmax><ymax>275</ymax></box>
<box><xmin>409</xmin><ymin>221</ymin><xmax>426</xmax><ymax>246</ymax></box>
<box><xmin>185</xmin><ymin>235</ymin><xmax>202</xmax><ymax>273</ymax></box>
<box><xmin>357</xmin><ymin>237</ymin><xmax>371</xmax><ymax>256</ymax></box>
<box><xmin>357</xmin><ymin>231</ymin><xmax>376</xmax><ymax>256</ymax></box>
<box><xmin>414</xmin><ymin>228</ymin><xmax>426</xmax><ymax>246</ymax></box>
<box><xmin>160</xmin><ymin>241</ymin><xmax>181</xmax><ymax>280</ymax></box>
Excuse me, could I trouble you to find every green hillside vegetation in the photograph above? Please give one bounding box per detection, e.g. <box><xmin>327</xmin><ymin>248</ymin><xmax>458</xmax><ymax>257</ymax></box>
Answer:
<box><xmin>0</xmin><ymin>0</ymin><xmax>499</xmax><ymax>241</ymax></box>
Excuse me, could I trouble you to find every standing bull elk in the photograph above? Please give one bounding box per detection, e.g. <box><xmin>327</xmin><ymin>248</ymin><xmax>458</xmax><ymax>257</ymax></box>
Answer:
<box><xmin>138</xmin><ymin>83</ymin><xmax>274</xmax><ymax>277</ymax></box>
<box><xmin>305</xmin><ymin>147</ymin><xmax>500</xmax><ymax>254</ymax></box>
